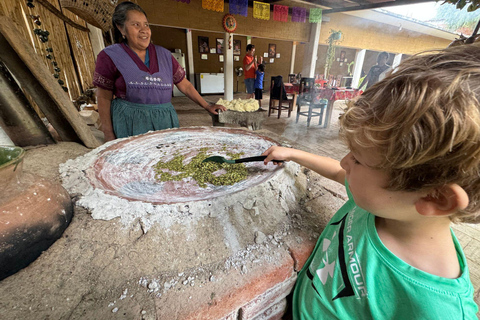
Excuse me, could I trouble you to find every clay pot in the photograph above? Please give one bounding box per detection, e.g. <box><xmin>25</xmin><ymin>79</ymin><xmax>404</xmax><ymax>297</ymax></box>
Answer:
<box><xmin>0</xmin><ymin>146</ymin><xmax>73</xmax><ymax>280</ymax></box>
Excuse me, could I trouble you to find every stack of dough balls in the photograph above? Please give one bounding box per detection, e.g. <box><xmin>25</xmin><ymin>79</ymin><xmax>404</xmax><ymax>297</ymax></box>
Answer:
<box><xmin>216</xmin><ymin>98</ymin><xmax>259</xmax><ymax>112</ymax></box>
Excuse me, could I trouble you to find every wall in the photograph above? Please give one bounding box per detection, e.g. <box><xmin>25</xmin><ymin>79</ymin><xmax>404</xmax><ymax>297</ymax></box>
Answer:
<box><xmin>138</xmin><ymin>0</ymin><xmax>311</xmax><ymax>42</ymax></box>
<box><xmin>320</xmin><ymin>13</ymin><xmax>451</xmax><ymax>54</ymax></box>
<box><xmin>141</xmin><ymin>0</ymin><xmax>452</xmax><ymax>90</ymax></box>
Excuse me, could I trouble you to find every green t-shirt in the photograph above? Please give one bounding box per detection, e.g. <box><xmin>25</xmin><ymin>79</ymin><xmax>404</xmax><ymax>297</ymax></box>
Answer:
<box><xmin>293</xmin><ymin>184</ymin><xmax>478</xmax><ymax>319</ymax></box>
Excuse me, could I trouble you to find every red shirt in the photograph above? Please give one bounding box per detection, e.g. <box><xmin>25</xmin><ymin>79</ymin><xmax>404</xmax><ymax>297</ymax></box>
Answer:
<box><xmin>243</xmin><ymin>55</ymin><xmax>255</xmax><ymax>79</ymax></box>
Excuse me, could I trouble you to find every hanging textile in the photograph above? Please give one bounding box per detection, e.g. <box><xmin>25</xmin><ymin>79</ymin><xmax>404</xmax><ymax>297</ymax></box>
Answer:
<box><xmin>253</xmin><ymin>1</ymin><xmax>270</xmax><ymax>20</ymax></box>
<box><xmin>202</xmin><ymin>0</ymin><xmax>223</xmax><ymax>12</ymax></box>
<box><xmin>229</xmin><ymin>0</ymin><xmax>248</xmax><ymax>17</ymax></box>
<box><xmin>273</xmin><ymin>4</ymin><xmax>288</xmax><ymax>22</ymax></box>
<box><xmin>291</xmin><ymin>7</ymin><xmax>306</xmax><ymax>23</ymax></box>
<box><xmin>309</xmin><ymin>8</ymin><xmax>322</xmax><ymax>23</ymax></box>
<box><xmin>175</xmin><ymin>0</ymin><xmax>190</xmax><ymax>3</ymax></box>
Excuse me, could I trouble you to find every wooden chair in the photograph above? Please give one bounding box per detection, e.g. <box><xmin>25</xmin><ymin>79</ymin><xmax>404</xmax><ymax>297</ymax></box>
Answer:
<box><xmin>296</xmin><ymin>78</ymin><xmax>327</xmax><ymax>127</ymax></box>
<box><xmin>268</xmin><ymin>76</ymin><xmax>294</xmax><ymax>119</ymax></box>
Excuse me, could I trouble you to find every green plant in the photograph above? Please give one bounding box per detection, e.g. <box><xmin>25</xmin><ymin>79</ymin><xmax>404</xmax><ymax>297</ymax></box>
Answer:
<box><xmin>440</xmin><ymin>0</ymin><xmax>480</xmax><ymax>12</ymax></box>
<box><xmin>324</xmin><ymin>29</ymin><xmax>342</xmax><ymax>78</ymax></box>
<box><xmin>347</xmin><ymin>61</ymin><xmax>355</xmax><ymax>76</ymax></box>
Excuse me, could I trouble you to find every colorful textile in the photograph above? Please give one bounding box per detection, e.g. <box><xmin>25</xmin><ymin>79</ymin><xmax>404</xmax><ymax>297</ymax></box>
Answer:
<box><xmin>273</xmin><ymin>4</ymin><xmax>288</xmax><ymax>22</ymax></box>
<box><xmin>229</xmin><ymin>0</ymin><xmax>248</xmax><ymax>17</ymax></box>
<box><xmin>202</xmin><ymin>0</ymin><xmax>223</xmax><ymax>12</ymax></box>
<box><xmin>309</xmin><ymin>8</ymin><xmax>322</xmax><ymax>23</ymax></box>
<box><xmin>253</xmin><ymin>1</ymin><xmax>270</xmax><ymax>20</ymax></box>
<box><xmin>93</xmin><ymin>43</ymin><xmax>185</xmax><ymax>102</ymax></box>
<box><xmin>315</xmin><ymin>88</ymin><xmax>362</xmax><ymax>102</ymax></box>
<box><xmin>174</xmin><ymin>0</ymin><xmax>190</xmax><ymax>3</ymax></box>
<box><xmin>291</xmin><ymin>7</ymin><xmax>306</xmax><ymax>23</ymax></box>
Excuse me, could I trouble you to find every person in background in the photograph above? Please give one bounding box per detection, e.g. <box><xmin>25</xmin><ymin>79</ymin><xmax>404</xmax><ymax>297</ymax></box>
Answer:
<box><xmin>254</xmin><ymin>62</ymin><xmax>265</xmax><ymax>111</ymax></box>
<box><xmin>263</xmin><ymin>44</ymin><xmax>480</xmax><ymax>319</ymax></box>
<box><xmin>363</xmin><ymin>51</ymin><xmax>391</xmax><ymax>90</ymax></box>
<box><xmin>93</xmin><ymin>1</ymin><xmax>225</xmax><ymax>142</ymax></box>
<box><xmin>243</xmin><ymin>44</ymin><xmax>257</xmax><ymax>99</ymax></box>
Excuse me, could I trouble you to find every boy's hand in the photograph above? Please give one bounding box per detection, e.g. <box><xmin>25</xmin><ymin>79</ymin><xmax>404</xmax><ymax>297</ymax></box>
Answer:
<box><xmin>262</xmin><ymin>146</ymin><xmax>292</xmax><ymax>165</ymax></box>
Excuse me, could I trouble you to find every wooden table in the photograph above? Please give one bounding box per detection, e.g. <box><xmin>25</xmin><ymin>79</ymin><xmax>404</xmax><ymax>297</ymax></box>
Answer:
<box><xmin>284</xmin><ymin>83</ymin><xmax>300</xmax><ymax>111</ymax></box>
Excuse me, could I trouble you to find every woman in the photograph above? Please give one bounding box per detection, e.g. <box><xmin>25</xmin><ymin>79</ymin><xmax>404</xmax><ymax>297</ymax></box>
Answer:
<box><xmin>93</xmin><ymin>2</ymin><xmax>225</xmax><ymax>141</ymax></box>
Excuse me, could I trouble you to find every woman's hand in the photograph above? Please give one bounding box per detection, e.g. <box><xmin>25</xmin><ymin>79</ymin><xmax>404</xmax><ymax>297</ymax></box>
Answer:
<box><xmin>262</xmin><ymin>146</ymin><xmax>293</xmax><ymax>165</ymax></box>
<box><xmin>103</xmin><ymin>131</ymin><xmax>116</xmax><ymax>142</ymax></box>
<box><xmin>205</xmin><ymin>103</ymin><xmax>226</xmax><ymax>115</ymax></box>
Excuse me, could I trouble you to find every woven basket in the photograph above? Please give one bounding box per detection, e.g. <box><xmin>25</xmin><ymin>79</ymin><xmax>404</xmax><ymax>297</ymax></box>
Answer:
<box><xmin>60</xmin><ymin>0</ymin><xmax>116</xmax><ymax>32</ymax></box>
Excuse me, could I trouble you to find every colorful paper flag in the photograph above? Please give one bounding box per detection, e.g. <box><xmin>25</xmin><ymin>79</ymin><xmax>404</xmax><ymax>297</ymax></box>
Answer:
<box><xmin>253</xmin><ymin>1</ymin><xmax>270</xmax><ymax>20</ymax></box>
<box><xmin>229</xmin><ymin>0</ymin><xmax>248</xmax><ymax>17</ymax></box>
<box><xmin>309</xmin><ymin>8</ymin><xmax>322</xmax><ymax>23</ymax></box>
<box><xmin>202</xmin><ymin>0</ymin><xmax>224</xmax><ymax>12</ymax></box>
<box><xmin>273</xmin><ymin>4</ymin><xmax>288</xmax><ymax>22</ymax></box>
<box><xmin>292</xmin><ymin>7</ymin><xmax>306</xmax><ymax>23</ymax></box>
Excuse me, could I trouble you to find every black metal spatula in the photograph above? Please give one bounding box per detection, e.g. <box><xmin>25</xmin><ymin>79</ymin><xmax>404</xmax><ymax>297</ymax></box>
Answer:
<box><xmin>202</xmin><ymin>155</ymin><xmax>284</xmax><ymax>164</ymax></box>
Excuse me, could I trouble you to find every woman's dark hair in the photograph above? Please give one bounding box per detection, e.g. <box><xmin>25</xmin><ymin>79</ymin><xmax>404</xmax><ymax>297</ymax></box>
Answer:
<box><xmin>377</xmin><ymin>51</ymin><xmax>389</xmax><ymax>63</ymax></box>
<box><xmin>112</xmin><ymin>1</ymin><xmax>147</xmax><ymax>43</ymax></box>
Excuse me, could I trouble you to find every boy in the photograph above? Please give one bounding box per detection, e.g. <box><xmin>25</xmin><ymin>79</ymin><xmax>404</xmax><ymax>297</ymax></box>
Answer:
<box><xmin>263</xmin><ymin>44</ymin><xmax>480</xmax><ymax>319</ymax></box>
<box><xmin>254</xmin><ymin>63</ymin><xmax>265</xmax><ymax>110</ymax></box>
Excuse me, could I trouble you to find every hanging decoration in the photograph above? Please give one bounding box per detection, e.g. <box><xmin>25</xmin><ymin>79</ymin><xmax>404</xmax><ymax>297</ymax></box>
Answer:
<box><xmin>27</xmin><ymin>2</ymin><xmax>68</xmax><ymax>92</ymax></box>
<box><xmin>202</xmin><ymin>0</ymin><xmax>223</xmax><ymax>12</ymax></box>
<box><xmin>291</xmin><ymin>7</ymin><xmax>306</xmax><ymax>23</ymax></box>
<box><xmin>222</xmin><ymin>14</ymin><xmax>237</xmax><ymax>33</ymax></box>
<box><xmin>253</xmin><ymin>1</ymin><xmax>270</xmax><ymax>20</ymax></box>
<box><xmin>309</xmin><ymin>8</ymin><xmax>322</xmax><ymax>23</ymax></box>
<box><xmin>175</xmin><ymin>0</ymin><xmax>191</xmax><ymax>3</ymax></box>
<box><xmin>229</xmin><ymin>0</ymin><xmax>248</xmax><ymax>17</ymax></box>
<box><xmin>273</xmin><ymin>5</ymin><xmax>288</xmax><ymax>22</ymax></box>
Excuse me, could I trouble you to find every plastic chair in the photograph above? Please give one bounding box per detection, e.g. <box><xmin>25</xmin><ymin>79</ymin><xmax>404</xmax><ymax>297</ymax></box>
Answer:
<box><xmin>296</xmin><ymin>78</ymin><xmax>327</xmax><ymax>127</ymax></box>
<box><xmin>268</xmin><ymin>76</ymin><xmax>294</xmax><ymax>119</ymax></box>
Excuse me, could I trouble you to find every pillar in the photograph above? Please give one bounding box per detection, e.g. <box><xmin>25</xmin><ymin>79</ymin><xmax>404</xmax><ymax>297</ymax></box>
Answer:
<box><xmin>186</xmin><ymin>29</ymin><xmax>195</xmax><ymax>85</ymax></box>
<box><xmin>352</xmin><ymin>49</ymin><xmax>366</xmax><ymax>89</ymax></box>
<box><xmin>290</xmin><ymin>42</ymin><xmax>296</xmax><ymax>75</ymax></box>
<box><xmin>301</xmin><ymin>23</ymin><xmax>321</xmax><ymax>78</ymax></box>
<box><xmin>392</xmin><ymin>53</ymin><xmax>403</xmax><ymax>70</ymax></box>
<box><xmin>224</xmin><ymin>32</ymin><xmax>234</xmax><ymax>101</ymax></box>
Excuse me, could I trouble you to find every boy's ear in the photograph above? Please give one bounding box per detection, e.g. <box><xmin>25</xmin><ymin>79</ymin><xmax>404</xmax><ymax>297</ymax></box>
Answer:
<box><xmin>415</xmin><ymin>184</ymin><xmax>469</xmax><ymax>217</ymax></box>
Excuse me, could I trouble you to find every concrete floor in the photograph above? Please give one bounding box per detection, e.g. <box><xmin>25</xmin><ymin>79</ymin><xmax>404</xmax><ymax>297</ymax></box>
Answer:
<box><xmin>173</xmin><ymin>92</ymin><xmax>480</xmax><ymax>311</ymax></box>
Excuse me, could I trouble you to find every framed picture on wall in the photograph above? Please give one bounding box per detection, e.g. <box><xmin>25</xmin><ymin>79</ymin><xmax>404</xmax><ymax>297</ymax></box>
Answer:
<box><xmin>268</xmin><ymin>44</ymin><xmax>276</xmax><ymax>58</ymax></box>
<box><xmin>216</xmin><ymin>38</ymin><xmax>224</xmax><ymax>54</ymax></box>
<box><xmin>198</xmin><ymin>36</ymin><xmax>209</xmax><ymax>53</ymax></box>
<box><xmin>233</xmin><ymin>40</ymin><xmax>241</xmax><ymax>55</ymax></box>
<box><xmin>339</xmin><ymin>50</ymin><xmax>346</xmax><ymax>62</ymax></box>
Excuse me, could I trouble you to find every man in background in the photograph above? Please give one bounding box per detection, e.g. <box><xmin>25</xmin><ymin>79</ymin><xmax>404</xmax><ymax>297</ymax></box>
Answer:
<box><xmin>243</xmin><ymin>44</ymin><xmax>257</xmax><ymax>99</ymax></box>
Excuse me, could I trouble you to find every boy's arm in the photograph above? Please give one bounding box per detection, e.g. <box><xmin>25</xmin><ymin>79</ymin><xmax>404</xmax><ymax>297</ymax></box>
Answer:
<box><xmin>263</xmin><ymin>146</ymin><xmax>346</xmax><ymax>185</ymax></box>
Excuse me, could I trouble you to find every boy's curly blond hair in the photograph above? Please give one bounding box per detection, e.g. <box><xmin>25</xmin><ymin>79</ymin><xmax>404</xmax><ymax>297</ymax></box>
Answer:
<box><xmin>340</xmin><ymin>44</ymin><xmax>480</xmax><ymax>223</ymax></box>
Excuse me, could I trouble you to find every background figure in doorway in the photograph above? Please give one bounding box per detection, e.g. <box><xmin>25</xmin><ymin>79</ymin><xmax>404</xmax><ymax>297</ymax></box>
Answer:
<box><xmin>243</xmin><ymin>44</ymin><xmax>257</xmax><ymax>99</ymax></box>
<box><xmin>254</xmin><ymin>62</ymin><xmax>265</xmax><ymax>110</ymax></box>
<box><xmin>363</xmin><ymin>51</ymin><xmax>391</xmax><ymax>90</ymax></box>
<box><xmin>93</xmin><ymin>1</ymin><xmax>225</xmax><ymax>142</ymax></box>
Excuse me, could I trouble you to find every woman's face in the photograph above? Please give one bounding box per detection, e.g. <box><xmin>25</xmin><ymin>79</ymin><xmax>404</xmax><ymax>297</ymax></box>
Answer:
<box><xmin>121</xmin><ymin>10</ymin><xmax>151</xmax><ymax>53</ymax></box>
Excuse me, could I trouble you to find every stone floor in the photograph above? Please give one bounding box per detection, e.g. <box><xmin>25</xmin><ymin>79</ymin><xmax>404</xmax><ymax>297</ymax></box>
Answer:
<box><xmin>174</xmin><ymin>92</ymin><xmax>480</xmax><ymax>311</ymax></box>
